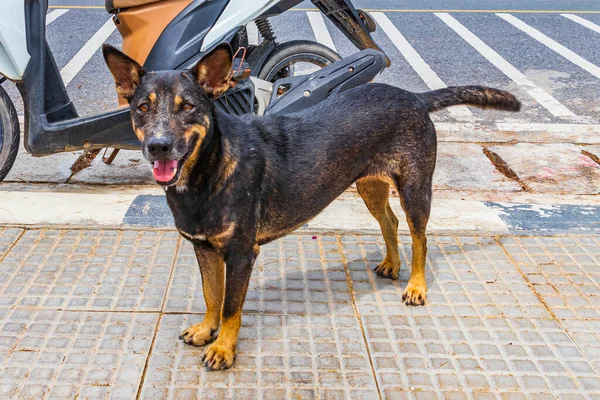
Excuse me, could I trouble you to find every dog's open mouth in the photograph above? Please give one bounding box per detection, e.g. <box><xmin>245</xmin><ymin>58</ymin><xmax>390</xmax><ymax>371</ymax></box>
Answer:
<box><xmin>152</xmin><ymin>160</ymin><xmax>178</xmax><ymax>183</ymax></box>
<box><xmin>150</xmin><ymin>136</ymin><xmax>197</xmax><ymax>186</ymax></box>
<box><xmin>152</xmin><ymin>155</ymin><xmax>187</xmax><ymax>186</ymax></box>
<box><xmin>151</xmin><ymin>146</ymin><xmax>193</xmax><ymax>186</ymax></box>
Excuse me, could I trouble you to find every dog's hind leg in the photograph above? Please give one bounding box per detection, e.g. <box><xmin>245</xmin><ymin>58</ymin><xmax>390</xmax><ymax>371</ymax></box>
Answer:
<box><xmin>395</xmin><ymin>174</ymin><xmax>432</xmax><ymax>306</ymax></box>
<box><xmin>179</xmin><ymin>243</ymin><xmax>225</xmax><ymax>346</ymax></box>
<box><xmin>356</xmin><ymin>177</ymin><xmax>400</xmax><ymax>279</ymax></box>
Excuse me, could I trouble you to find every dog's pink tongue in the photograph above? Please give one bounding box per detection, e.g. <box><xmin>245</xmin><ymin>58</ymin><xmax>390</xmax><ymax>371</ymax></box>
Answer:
<box><xmin>152</xmin><ymin>160</ymin><xmax>178</xmax><ymax>182</ymax></box>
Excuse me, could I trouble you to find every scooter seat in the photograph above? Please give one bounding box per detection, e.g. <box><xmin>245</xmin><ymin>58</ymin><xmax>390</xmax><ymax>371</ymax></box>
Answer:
<box><xmin>105</xmin><ymin>0</ymin><xmax>163</xmax><ymax>13</ymax></box>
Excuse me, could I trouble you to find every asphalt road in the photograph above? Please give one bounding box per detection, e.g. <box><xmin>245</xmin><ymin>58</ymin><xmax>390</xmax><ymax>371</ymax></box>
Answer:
<box><xmin>3</xmin><ymin>0</ymin><xmax>600</xmax><ymax>126</ymax></box>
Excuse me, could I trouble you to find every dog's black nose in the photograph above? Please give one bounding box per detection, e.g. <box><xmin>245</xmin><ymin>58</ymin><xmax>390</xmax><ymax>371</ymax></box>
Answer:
<box><xmin>147</xmin><ymin>137</ymin><xmax>173</xmax><ymax>157</ymax></box>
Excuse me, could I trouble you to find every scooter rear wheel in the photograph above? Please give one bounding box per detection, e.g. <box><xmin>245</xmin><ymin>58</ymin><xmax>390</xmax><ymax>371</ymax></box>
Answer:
<box><xmin>0</xmin><ymin>86</ymin><xmax>20</xmax><ymax>182</ymax></box>
<box><xmin>258</xmin><ymin>40</ymin><xmax>341</xmax><ymax>82</ymax></box>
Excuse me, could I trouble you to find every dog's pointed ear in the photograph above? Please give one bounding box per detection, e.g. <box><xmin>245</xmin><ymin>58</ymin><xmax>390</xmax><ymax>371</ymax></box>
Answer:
<box><xmin>191</xmin><ymin>43</ymin><xmax>233</xmax><ymax>98</ymax></box>
<box><xmin>102</xmin><ymin>44</ymin><xmax>145</xmax><ymax>102</ymax></box>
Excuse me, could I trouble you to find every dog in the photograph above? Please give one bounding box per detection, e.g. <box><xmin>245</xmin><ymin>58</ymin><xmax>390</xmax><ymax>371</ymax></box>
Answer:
<box><xmin>103</xmin><ymin>42</ymin><xmax>520</xmax><ymax>370</ymax></box>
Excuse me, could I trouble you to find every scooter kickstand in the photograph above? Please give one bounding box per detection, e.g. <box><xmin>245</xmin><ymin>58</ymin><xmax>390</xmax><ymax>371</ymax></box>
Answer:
<box><xmin>102</xmin><ymin>148</ymin><xmax>120</xmax><ymax>165</ymax></box>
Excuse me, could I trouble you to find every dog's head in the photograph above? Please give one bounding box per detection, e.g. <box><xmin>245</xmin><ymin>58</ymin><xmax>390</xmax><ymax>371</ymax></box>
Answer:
<box><xmin>103</xmin><ymin>43</ymin><xmax>233</xmax><ymax>186</ymax></box>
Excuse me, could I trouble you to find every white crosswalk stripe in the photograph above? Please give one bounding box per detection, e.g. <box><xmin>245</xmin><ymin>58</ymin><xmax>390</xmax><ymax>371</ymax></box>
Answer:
<box><xmin>435</xmin><ymin>12</ymin><xmax>576</xmax><ymax>119</ymax></box>
<box><xmin>306</xmin><ymin>12</ymin><xmax>337</xmax><ymax>52</ymax></box>
<box><xmin>372</xmin><ymin>12</ymin><xmax>473</xmax><ymax>121</ymax></box>
<box><xmin>46</xmin><ymin>9</ymin><xmax>69</xmax><ymax>25</ymax></box>
<box><xmin>497</xmin><ymin>13</ymin><xmax>600</xmax><ymax>80</ymax></box>
<box><xmin>60</xmin><ymin>18</ymin><xmax>116</xmax><ymax>87</ymax></box>
<box><xmin>562</xmin><ymin>14</ymin><xmax>600</xmax><ymax>35</ymax></box>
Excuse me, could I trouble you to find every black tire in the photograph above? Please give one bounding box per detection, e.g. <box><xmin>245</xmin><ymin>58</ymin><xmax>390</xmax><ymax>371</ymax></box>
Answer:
<box><xmin>0</xmin><ymin>86</ymin><xmax>20</xmax><ymax>182</ymax></box>
<box><xmin>257</xmin><ymin>40</ymin><xmax>341</xmax><ymax>82</ymax></box>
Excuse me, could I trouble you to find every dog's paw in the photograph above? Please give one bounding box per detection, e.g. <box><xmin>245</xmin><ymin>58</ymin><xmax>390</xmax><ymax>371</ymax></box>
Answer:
<box><xmin>179</xmin><ymin>323</ymin><xmax>216</xmax><ymax>347</ymax></box>
<box><xmin>402</xmin><ymin>280</ymin><xmax>427</xmax><ymax>306</ymax></box>
<box><xmin>374</xmin><ymin>259</ymin><xmax>399</xmax><ymax>280</ymax></box>
<box><xmin>202</xmin><ymin>342</ymin><xmax>235</xmax><ymax>371</ymax></box>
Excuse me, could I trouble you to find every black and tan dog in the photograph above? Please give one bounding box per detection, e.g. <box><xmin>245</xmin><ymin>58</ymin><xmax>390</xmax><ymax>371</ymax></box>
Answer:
<box><xmin>103</xmin><ymin>43</ymin><xmax>520</xmax><ymax>370</ymax></box>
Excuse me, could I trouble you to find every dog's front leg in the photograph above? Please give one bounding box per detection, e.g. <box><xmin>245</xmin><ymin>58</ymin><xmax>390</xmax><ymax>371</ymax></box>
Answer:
<box><xmin>203</xmin><ymin>243</ymin><xmax>259</xmax><ymax>371</ymax></box>
<box><xmin>180</xmin><ymin>243</ymin><xmax>224</xmax><ymax>346</ymax></box>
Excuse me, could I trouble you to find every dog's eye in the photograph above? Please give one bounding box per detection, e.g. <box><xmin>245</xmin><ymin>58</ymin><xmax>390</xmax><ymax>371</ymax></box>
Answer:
<box><xmin>183</xmin><ymin>103</ymin><xmax>194</xmax><ymax>111</ymax></box>
<box><xmin>138</xmin><ymin>103</ymin><xmax>149</xmax><ymax>112</ymax></box>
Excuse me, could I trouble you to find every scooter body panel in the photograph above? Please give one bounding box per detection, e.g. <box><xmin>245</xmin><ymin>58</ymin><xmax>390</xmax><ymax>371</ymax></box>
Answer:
<box><xmin>200</xmin><ymin>0</ymin><xmax>280</xmax><ymax>51</ymax></box>
<box><xmin>116</xmin><ymin>0</ymin><xmax>194</xmax><ymax>69</ymax></box>
<box><xmin>144</xmin><ymin>0</ymin><xmax>230</xmax><ymax>70</ymax></box>
<box><xmin>0</xmin><ymin>0</ymin><xmax>31</xmax><ymax>80</ymax></box>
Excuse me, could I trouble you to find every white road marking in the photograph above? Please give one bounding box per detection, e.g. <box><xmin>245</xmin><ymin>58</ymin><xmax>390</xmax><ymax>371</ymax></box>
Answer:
<box><xmin>435</xmin><ymin>122</ymin><xmax>600</xmax><ymax>143</ymax></box>
<box><xmin>60</xmin><ymin>18</ymin><xmax>116</xmax><ymax>86</ymax></box>
<box><xmin>46</xmin><ymin>9</ymin><xmax>69</xmax><ymax>25</ymax></box>
<box><xmin>495</xmin><ymin>122</ymin><xmax>600</xmax><ymax>133</ymax></box>
<box><xmin>433</xmin><ymin>122</ymin><xmax>600</xmax><ymax>133</ymax></box>
<box><xmin>436</xmin><ymin>12</ymin><xmax>576</xmax><ymax>118</ymax></box>
<box><xmin>372</xmin><ymin>12</ymin><xmax>473</xmax><ymax>121</ymax></box>
<box><xmin>307</xmin><ymin>12</ymin><xmax>337</xmax><ymax>52</ymax></box>
<box><xmin>497</xmin><ymin>13</ymin><xmax>600</xmax><ymax>79</ymax></box>
<box><xmin>562</xmin><ymin>14</ymin><xmax>600</xmax><ymax>34</ymax></box>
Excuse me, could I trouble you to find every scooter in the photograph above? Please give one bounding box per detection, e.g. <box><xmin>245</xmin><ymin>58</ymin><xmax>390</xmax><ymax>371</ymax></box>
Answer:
<box><xmin>0</xmin><ymin>0</ymin><xmax>389</xmax><ymax>181</ymax></box>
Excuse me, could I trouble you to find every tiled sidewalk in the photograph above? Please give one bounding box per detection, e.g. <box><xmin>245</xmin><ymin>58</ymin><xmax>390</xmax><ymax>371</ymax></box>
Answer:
<box><xmin>0</xmin><ymin>228</ymin><xmax>599</xmax><ymax>399</ymax></box>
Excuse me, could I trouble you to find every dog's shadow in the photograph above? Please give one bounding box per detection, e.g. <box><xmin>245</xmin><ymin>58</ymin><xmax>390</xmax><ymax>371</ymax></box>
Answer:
<box><xmin>177</xmin><ymin>235</ymin><xmax>509</xmax><ymax>319</ymax></box>
<box><xmin>241</xmin><ymin>243</ymin><xmax>424</xmax><ymax>316</ymax></box>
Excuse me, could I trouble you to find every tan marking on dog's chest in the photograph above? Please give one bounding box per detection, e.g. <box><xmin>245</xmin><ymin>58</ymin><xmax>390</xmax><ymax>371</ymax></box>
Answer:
<box><xmin>209</xmin><ymin>223</ymin><xmax>236</xmax><ymax>249</ymax></box>
<box><xmin>178</xmin><ymin>230</ymin><xmax>207</xmax><ymax>242</ymax></box>
<box><xmin>178</xmin><ymin>223</ymin><xmax>235</xmax><ymax>248</ymax></box>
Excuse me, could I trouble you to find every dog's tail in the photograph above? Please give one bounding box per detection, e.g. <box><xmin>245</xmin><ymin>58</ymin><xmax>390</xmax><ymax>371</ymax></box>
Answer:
<box><xmin>420</xmin><ymin>86</ymin><xmax>521</xmax><ymax>113</ymax></box>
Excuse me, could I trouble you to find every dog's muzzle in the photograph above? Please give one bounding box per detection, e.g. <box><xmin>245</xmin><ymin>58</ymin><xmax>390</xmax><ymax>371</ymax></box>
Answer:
<box><xmin>147</xmin><ymin>136</ymin><xmax>178</xmax><ymax>183</ymax></box>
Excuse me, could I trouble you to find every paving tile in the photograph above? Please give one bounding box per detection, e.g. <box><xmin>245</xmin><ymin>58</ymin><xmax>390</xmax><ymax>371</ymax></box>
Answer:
<box><xmin>487</xmin><ymin>143</ymin><xmax>600</xmax><ymax>194</ymax></box>
<box><xmin>0</xmin><ymin>309</ymin><xmax>158</xmax><ymax>399</ymax></box>
<box><xmin>0</xmin><ymin>229</ymin><xmax>179</xmax><ymax>311</ymax></box>
<box><xmin>164</xmin><ymin>235</ymin><xmax>354</xmax><ymax>316</ymax></box>
<box><xmin>342</xmin><ymin>235</ymin><xmax>550</xmax><ymax>320</ymax></box>
<box><xmin>559</xmin><ymin>319</ymin><xmax>600</xmax><ymax>373</ymax></box>
<box><xmin>0</xmin><ymin>230</ymin><xmax>595</xmax><ymax>397</ymax></box>
<box><xmin>139</xmin><ymin>313</ymin><xmax>378</xmax><ymax>399</ymax></box>
<box><xmin>434</xmin><ymin>143</ymin><xmax>521</xmax><ymax>191</ymax></box>
<box><xmin>0</xmin><ymin>228</ymin><xmax>23</xmax><ymax>259</ymax></box>
<box><xmin>361</xmin><ymin>313</ymin><xmax>598</xmax><ymax>397</ymax></box>
<box><xmin>498</xmin><ymin>236</ymin><xmax>600</xmax><ymax>320</ymax></box>
<box><xmin>498</xmin><ymin>236</ymin><xmax>600</xmax><ymax>376</ymax></box>
<box><xmin>341</xmin><ymin>235</ymin><xmax>600</xmax><ymax>397</ymax></box>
